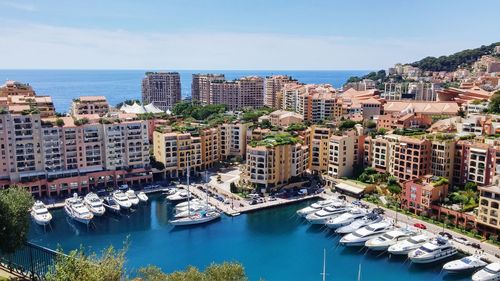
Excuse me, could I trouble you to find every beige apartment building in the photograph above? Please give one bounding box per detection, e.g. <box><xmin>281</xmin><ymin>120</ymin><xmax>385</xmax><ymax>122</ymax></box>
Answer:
<box><xmin>478</xmin><ymin>185</ymin><xmax>500</xmax><ymax>235</ymax></box>
<box><xmin>0</xmin><ymin>80</ymin><xmax>36</xmax><ymax>97</ymax></box>
<box><xmin>246</xmin><ymin>141</ymin><xmax>308</xmax><ymax>189</ymax></box>
<box><xmin>0</xmin><ymin>112</ymin><xmax>151</xmax><ymax>196</ymax></box>
<box><xmin>429</xmin><ymin>137</ymin><xmax>455</xmax><ymax>182</ymax></box>
<box><xmin>257</xmin><ymin>110</ymin><xmax>304</xmax><ymax>127</ymax></box>
<box><xmin>210</xmin><ymin>81</ymin><xmax>240</xmax><ymax>111</ymax></box>
<box><xmin>71</xmin><ymin>96</ymin><xmax>110</xmax><ymax>116</ymax></box>
<box><xmin>327</xmin><ymin>134</ymin><xmax>356</xmax><ymax>178</ymax></box>
<box><xmin>264</xmin><ymin>75</ymin><xmax>295</xmax><ymax>109</ymax></box>
<box><xmin>309</xmin><ymin>126</ymin><xmax>331</xmax><ymax>174</ymax></box>
<box><xmin>200</xmin><ymin>127</ymin><xmax>220</xmax><ymax>168</ymax></box>
<box><xmin>220</xmin><ymin>122</ymin><xmax>249</xmax><ymax>160</ymax></box>
<box><xmin>142</xmin><ymin>72</ymin><xmax>181</xmax><ymax>111</ymax></box>
<box><xmin>453</xmin><ymin>141</ymin><xmax>498</xmax><ymax>187</ymax></box>
<box><xmin>6</xmin><ymin>95</ymin><xmax>55</xmax><ymax>118</ymax></box>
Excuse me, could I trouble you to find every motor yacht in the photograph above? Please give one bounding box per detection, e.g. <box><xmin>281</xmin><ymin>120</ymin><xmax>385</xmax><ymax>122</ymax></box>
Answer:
<box><xmin>170</xmin><ymin>210</ymin><xmax>221</xmax><ymax>226</ymax></box>
<box><xmin>472</xmin><ymin>263</ymin><xmax>500</xmax><ymax>281</ymax></box>
<box><xmin>166</xmin><ymin>189</ymin><xmax>192</xmax><ymax>202</ymax></box>
<box><xmin>137</xmin><ymin>191</ymin><xmax>148</xmax><ymax>202</ymax></box>
<box><xmin>408</xmin><ymin>236</ymin><xmax>457</xmax><ymax>263</ymax></box>
<box><xmin>296</xmin><ymin>199</ymin><xmax>343</xmax><ymax>217</ymax></box>
<box><xmin>64</xmin><ymin>194</ymin><xmax>94</xmax><ymax>225</ymax></box>
<box><xmin>387</xmin><ymin>233</ymin><xmax>430</xmax><ymax>255</ymax></box>
<box><xmin>31</xmin><ymin>201</ymin><xmax>52</xmax><ymax>226</ymax></box>
<box><xmin>335</xmin><ymin>213</ymin><xmax>382</xmax><ymax>234</ymax></box>
<box><xmin>326</xmin><ymin>208</ymin><xmax>367</xmax><ymax>229</ymax></box>
<box><xmin>102</xmin><ymin>196</ymin><xmax>121</xmax><ymax>214</ymax></box>
<box><xmin>443</xmin><ymin>255</ymin><xmax>487</xmax><ymax>273</ymax></box>
<box><xmin>339</xmin><ymin>221</ymin><xmax>393</xmax><ymax>246</ymax></box>
<box><xmin>365</xmin><ymin>229</ymin><xmax>413</xmax><ymax>251</ymax></box>
<box><xmin>175</xmin><ymin>205</ymin><xmax>216</xmax><ymax>218</ymax></box>
<box><xmin>125</xmin><ymin>190</ymin><xmax>140</xmax><ymax>206</ymax></box>
<box><xmin>84</xmin><ymin>193</ymin><xmax>106</xmax><ymax>216</ymax></box>
<box><xmin>112</xmin><ymin>191</ymin><xmax>132</xmax><ymax>210</ymax></box>
<box><xmin>306</xmin><ymin>206</ymin><xmax>349</xmax><ymax>225</ymax></box>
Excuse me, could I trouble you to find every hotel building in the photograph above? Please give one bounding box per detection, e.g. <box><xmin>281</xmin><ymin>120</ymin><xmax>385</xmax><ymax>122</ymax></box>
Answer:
<box><xmin>141</xmin><ymin>72</ymin><xmax>181</xmax><ymax>111</ymax></box>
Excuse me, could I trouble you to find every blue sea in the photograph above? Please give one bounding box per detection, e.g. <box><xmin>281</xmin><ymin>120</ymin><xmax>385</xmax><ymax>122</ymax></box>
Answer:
<box><xmin>0</xmin><ymin>70</ymin><xmax>369</xmax><ymax>112</ymax></box>
<box><xmin>28</xmin><ymin>195</ymin><xmax>469</xmax><ymax>281</ymax></box>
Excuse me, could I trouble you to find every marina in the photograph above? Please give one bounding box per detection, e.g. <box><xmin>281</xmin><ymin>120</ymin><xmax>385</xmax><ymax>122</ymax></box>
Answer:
<box><xmin>27</xmin><ymin>192</ymin><xmax>496</xmax><ymax>281</ymax></box>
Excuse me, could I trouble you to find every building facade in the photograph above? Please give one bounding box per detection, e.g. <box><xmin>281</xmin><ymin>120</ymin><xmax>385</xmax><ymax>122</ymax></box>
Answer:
<box><xmin>141</xmin><ymin>72</ymin><xmax>181</xmax><ymax>111</ymax></box>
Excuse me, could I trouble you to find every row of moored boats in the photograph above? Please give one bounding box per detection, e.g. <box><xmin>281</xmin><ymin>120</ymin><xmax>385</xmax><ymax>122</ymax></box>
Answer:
<box><xmin>31</xmin><ymin>190</ymin><xmax>148</xmax><ymax>226</ymax></box>
<box><xmin>164</xmin><ymin>187</ymin><xmax>221</xmax><ymax>226</ymax></box>
<box><xmin>297</xmin><ymin>197</ymin><xmax>500</xmax><ymax>280</ymax></box>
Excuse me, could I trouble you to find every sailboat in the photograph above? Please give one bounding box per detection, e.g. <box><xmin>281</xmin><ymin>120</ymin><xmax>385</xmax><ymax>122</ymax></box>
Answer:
<box><xmin>169</xmin><ymin>161</ymin><xmax>221</xmax><ymax>226</ymax></box>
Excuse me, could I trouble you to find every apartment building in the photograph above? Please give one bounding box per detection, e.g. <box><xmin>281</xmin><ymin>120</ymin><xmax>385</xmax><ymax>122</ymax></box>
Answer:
<box><xmin>393</xmin><ymin>137</ymin><xmax>431</xmax><ymax>182</ymax></box>
<box><xmin>264</xmin><ymin>75</ymin><xmax>294</xmax><ymax>109</ymax></box>
<box><xmin>258</xmin><ymin>110</ymin><xmax>304</xmax><ymax>127</ymax></box>
<box><xmin>200</xmin><ymin>127</ymin><xmax>220</xmax><ymax>168</ymax></box>
<box><xmin>327</xmin><ymin>134</ymin><xmax>356</xmax><ymax>178</ymax></box>
<box><xmin>141</xmin><ymin>72</ymin><xmax>181</xmax><ymax>111</ymax></box>
<box><xmin>478</xmin><ymin>185</ymin><xmax>500</xmax><ymax>234</ymax></box>
<box><xmin>309</xmin><ymin>126</ymin><xmax>331</xmax><ymax>174</ymax></box>
<box><xmin>402</xmin><ymin>175</ymin><xmax>449</xmax><ymax>214</ymax></box>
<box><xmin>191</xmin><ymin>74</ymin><xmax>225</xmax><ymax>105</ymax></box>
<box><xmin>210</xmin><ymin>81</ymin><xmax>240</xmax><ymax>111</ymax></box>
<box><xmin>238</xmin><ymin>76</ymin><xmax>265</xmax><ymax>109</ymax></box>
<box><xmin>6</xmin><ymin>95</ymin><xmax>55</xmax><ymax>118</ymax></box>
<box><xmin>0</xmin><ymin>113</ymin><xmax>151</xmax><ymax>196</ymax></box>
<box><xmin>453</xmin><ymin>141</ymin><xmax>498</xmax><ymax>186</ymax></box>
<box><xmin>71</xmin><ymin>96</ymin><xmax>110</xmax><ymax>116</ymax></box>
<box><xmin>220</xmin><ymin>122</ymin><xmax>249</xmax><ymax>160</ymax></box>
<box><xmin>429</xmin><ymin>137</ymin><xmax>455</xmax><ymax>182</ymax></box>
<box><xmin>281</xmin><ymin>83</ymin><xmax>306</xmax><ymax>112</ymax></box>
<box><xmin>0</xmin><ymin>80</ymin><xmax>36</xmax><ymax>97</ymax></box>
<box><xmin>370</xmin><ymin>136</ymin><xmax>390</xmax><ymax>173</ymax></box>
<box><xmin>153</xmin><ymin>130</ymin><xmax>202</xmax><ymax>178</ymax></box>
<box><xmin>246</xmin><ymin>140</ymin><xmax>308</xmax><ymax>189</ymax></box>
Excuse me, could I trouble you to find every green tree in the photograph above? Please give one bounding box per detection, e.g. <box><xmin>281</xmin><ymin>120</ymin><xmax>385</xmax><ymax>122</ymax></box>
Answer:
<box><xmin>488</xmin><ymin>91</ymin><xmax>500</xmax><ymax>114</ymax></box>
<box><xmin>0</xmin><ymin>186</ymin><xmax>34</xmax><ymax>254</ymax></box>
<box><xmin>55</xmin><ymin>118</ymin><xmax>65</xmax><ymax>127</ymax></box>
<box><xmin>46</xmin><ymin>245</ymin><xmax>126</xmax><ymax>281</ymax></box>
<box><xmin>338</xmin><ymin>120</ymin><xmax>357</xmax><ymax>130</ymax></box>
<box><xmin>138</xmin><ymin>262</ymin><xmax>249</xmax><ymax>281</ymax></box>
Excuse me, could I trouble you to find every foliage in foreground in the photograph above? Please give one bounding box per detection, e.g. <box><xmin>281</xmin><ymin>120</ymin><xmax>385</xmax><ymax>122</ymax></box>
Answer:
<box><xmin>46</xmin><ymin>246</ymin><xmax>126</xmax><ymax>281</ymax></box>
<box><xmin>45</xmin><ymin>244</ymin><xmax>253</xmax><ymax>281</ymax></box>
<box><xmin>137</xmin><ymin>262</ymin><xmax>249</xmax><ymax>281</ymax></box>
<box><xmin>0</xmin><ymin>186</ymin><xmax>34</xmax><ymax>253</ymax></box>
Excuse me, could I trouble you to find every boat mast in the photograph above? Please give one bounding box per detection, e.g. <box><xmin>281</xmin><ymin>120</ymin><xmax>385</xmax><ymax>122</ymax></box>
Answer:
<box><xmin>205</xmin><ymin>170</ymin><xmax>209</xmax><ymax>206</ymax></box>
<box><xmin>321</xmin><ymin>248</ymin><xmax>326</xmax><ymax>281</ymax></box>
<box><xmin>357</xmin><ymin>264</ymin><xmax>361</xmax><ymax>281</ymax></box>
<box><xmin>187</xmin><ymin>153</ymin><xmax>190</xmax><ymax>217</ymax></box>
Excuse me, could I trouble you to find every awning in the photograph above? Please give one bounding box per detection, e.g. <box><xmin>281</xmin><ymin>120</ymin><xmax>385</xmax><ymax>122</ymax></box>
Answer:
<box><xmin>335</xmin><ymin>182</ymin><xmax>365</xmax><ymax>195</ymax></box>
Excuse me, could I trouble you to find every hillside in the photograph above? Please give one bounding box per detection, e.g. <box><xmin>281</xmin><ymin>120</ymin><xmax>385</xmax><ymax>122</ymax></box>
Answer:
<box><xmin>410</xmin><ymin>42</ymin><xmax>500</xmax><ymax>72</ymax></box>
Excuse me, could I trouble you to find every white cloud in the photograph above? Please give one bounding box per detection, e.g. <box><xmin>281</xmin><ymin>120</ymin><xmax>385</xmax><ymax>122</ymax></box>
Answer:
<box><xmin>0</xmin><ymin>21</ymin><xmax>492</xmax><ymax>70</ymax></box>
<box><xmin>0</xmin><ymin>1</ymin><xmax>36</xmax><ymax>11</ymax></box>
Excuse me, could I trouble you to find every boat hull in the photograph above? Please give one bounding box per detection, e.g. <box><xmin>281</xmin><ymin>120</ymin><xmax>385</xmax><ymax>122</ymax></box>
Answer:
<box><xmin>64</xmin><ymin>207</ymin><xmax>92</xmax><ymax>225</ymax></box>
<box><xmin>410</xmin><ymin>251</ymin><xmax>457</xmax><ymax>264</ymax></box>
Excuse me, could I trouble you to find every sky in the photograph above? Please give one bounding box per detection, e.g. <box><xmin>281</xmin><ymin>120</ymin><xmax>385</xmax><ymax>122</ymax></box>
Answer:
<box><xmin>0</xmin><ymin>0</ymin><xmax>499</xmax><ymax>70</ymax></box>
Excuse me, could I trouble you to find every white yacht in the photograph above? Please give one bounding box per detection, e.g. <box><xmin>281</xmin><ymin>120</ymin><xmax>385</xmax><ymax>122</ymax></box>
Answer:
<box><xmin>125</xmin><ymin>190</ymin><xmax>140</xmax><ymax>206</ymax></box>
<box><xmin>408</xmin><ymin>236</ymin><xmax>457</xmax><ymax>263</ymax></box>
<box><xmin>84</xmin><ymin>193</ymin><xmax>105</xmax><ymax>216</ymax></box>
<box><xmin>175</xmin><ymin>205</ymin><xmax>216</xmax><ymax>218</ymax></box>
<box><xmin>170</xmin><ymin>211</ymin><xmax>221</xmax><ymax>226</ymax></box>
<box><xmin>388</xmin><ymin>233</ymin><xmax>430</xmax><ymax>255</ymax></box>
<box><xmin>166</xmin><ymin>189</ymin><xmax>192</xmax><ymax>202</ymax></box>
<box><xmin>296</xmin><ymin>199</ymin><xmax>343</xmax><ymax>217</ymax></box>
<box><xmin>365</xmin><ymin>229</ymin><xmax>413</xmax><ymax>251</ymax></box>
<box><xmin>339</xmin><ymin>221</ymin><xmax>393</xmax><ymax>246</ymax></box>
<box><xmin>175</xmin><ymin>199</ymin><xmax>204</xmax><ymax>210</ymax></box>
<box><xmin>472</xmin><ymin>263</ymin><xmax>500</xmax><ymax>281</ymax></box>
<box><xmin>443</xmin><ymin>255</ymin><xmax>487</xmax><ymax>273</ymax></box>
<box><xmin>102</xmin><ymin>196</ymin><xmax>121</xmax><ymax>214</ymax></box>
<box><xmin>137</xmin><ymin>191</ymin><xmax>148</xmax><ymax>202</ymax></box>
<box><xmin>31</xmin><ymin>201</ymin><xmax>52</xmax><ymax>226</ymax></box>
<box><xmin>336</xmin><ymin>214</ymin><xmax>382</xmax><ymax>234</ymax></box>
<box><xmin>326</xmin><ymin>208</ymin><xmax>367</xmax><ymax>229</ymax></box>
<box><xmin>64</xmin><ymin>194</ymin><xmax>94</xmax><ymax>225</ymax></box>
<box><xmin>112</xmin><ymin>191</ymin><xmax>132</xmax><ymax>210</ymax></box>
<box><xmin>306</xmin><ymin>206</ymin><xmax>349</xmax><ymax>225</ymax></box>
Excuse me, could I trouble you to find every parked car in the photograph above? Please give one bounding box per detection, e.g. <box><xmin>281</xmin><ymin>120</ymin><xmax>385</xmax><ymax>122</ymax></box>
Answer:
<box><xmin>413</xmin><ymin>223</ymin><xmax>427</xmax><ymax>230</ymax></box>
<box><xmin>268</xmin><ymin>196</ymin><xmax>277</xmax><ymax>201</ymax></box>
<box><xmin>372</xmin><ymin>208</ymin><xmax>385</xmax><ymax>215</ymax></box>
<box><xmin>257</xmin><ymin>198</ymin><xmax>265</xmax><ymax>203</ymax></box>
<box><xmin>439</xmin><ymin>232</ymin><xmax>453</xmax><ymax>239</ymax></box>
<box><xmin>453</xmin><ymin>236</ymin><xmax>471</xmax><ymax>245</ymax></box>
<box><xmin>470</xmin><ymin>242</ymin><xmax>481</xmax><ymax>249</ymax></box>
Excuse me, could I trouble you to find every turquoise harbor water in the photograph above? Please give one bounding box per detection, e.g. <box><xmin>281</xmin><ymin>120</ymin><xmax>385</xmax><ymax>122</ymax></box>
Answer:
<box><xmin>28</xmin><ymin>195</ymin><xmax>469</xmax><ymax>281</ymax></box>
<box><xmin>0</xmin><ymin>70</ymin><xmax>369</xmax><ymax>111</ymax></box>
